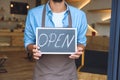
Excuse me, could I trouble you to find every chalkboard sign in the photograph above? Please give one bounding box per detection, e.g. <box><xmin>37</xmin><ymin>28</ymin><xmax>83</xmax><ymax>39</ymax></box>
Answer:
<box><xmin>36</xmin><ymin>28</ymin><xmax>77</xmax><ymax>54</ymax></box>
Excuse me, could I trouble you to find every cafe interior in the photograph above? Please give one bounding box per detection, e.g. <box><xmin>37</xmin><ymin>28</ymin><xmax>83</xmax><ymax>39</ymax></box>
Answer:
<box><xmin>0</xmin><ymin>0</ymin><xmax>111</xmax><ymax>80</ymax></box>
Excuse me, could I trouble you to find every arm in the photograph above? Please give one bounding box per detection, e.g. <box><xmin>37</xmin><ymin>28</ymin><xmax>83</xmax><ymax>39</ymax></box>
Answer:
<box><xmin>69</xmin><ymin>11</ymin><xmax>87</xmax><ymax>59</ymax></box>
<box><xmin>24</xmin><ymin>11</ymin><xmax>42</xmax><ymax>60</ymax></box>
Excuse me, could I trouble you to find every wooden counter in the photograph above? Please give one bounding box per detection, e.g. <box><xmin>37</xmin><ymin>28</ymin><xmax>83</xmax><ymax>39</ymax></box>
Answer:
<box><xmin>86</xmin><ymin>36</ymin><xmax>109</xmax><ymax>52</ymax></box>
<box><xmin>0</xmin><ymin>32</ymin><xmax>25</xmax><ymax>51</ymax></box>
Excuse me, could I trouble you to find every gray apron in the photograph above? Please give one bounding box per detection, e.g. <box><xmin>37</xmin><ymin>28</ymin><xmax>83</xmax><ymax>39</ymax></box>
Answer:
<box><xmin>33</xmin><ymin>5</ymin><xmax>78</xmax><ymax>80</ymax></box>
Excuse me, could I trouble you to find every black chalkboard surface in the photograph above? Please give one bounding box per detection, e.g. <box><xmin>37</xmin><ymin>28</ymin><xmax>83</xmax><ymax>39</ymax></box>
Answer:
<box><xmin>36</xmin><ymin>28</ymin><xmax>77</xmax><ymax>54</ymax></box>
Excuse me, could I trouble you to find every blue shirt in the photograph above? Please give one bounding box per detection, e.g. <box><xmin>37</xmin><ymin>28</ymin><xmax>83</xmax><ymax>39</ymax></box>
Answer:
<box><xmin>24</xmin><ymin>2</ymin><xmax>88</xmax><ymax>48</ymax></box>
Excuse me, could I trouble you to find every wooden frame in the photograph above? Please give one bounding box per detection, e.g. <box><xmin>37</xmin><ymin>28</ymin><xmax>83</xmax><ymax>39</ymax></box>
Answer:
<box><xmin>77</xmin><ymin>52</ymin><xmax>85</xmax><ymax>72</ymax></box>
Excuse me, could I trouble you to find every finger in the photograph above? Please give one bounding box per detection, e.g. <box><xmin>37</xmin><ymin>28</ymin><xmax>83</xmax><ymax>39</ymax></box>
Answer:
<box><xmin>33</xmin><ymin>53</ymin><xmax>42</xmax><ymax>60</ymax></box>
<box><xmin>33</xmin><ymin>49</ymin><xmax>38</xmax><ymax>53</ymax></box>
<box><xmin>75</xmin><ymin>51</ymin><xmax>83</xmax><ymax>55</ymax></box>
<box><xmin>33</xmin><ymin>45</ymin><xmax>40</xmax><ymax>50</ymax></box>
<box><xmin>33</xmin><ymin>45</ymin><xmax>37</xmax><ymax>49</ymax></box>
<box><xmin>33</xmin><ymin>52</ymin><xmax>42</xmax><ymax>56</ymax></box>
<box><xmin>73</xmin><ymin>54</ymin><xmax>80</xmax><ymax>58</ymax></box>
<box><xmin>33</xmin><ymin>56</ymin><xmax>40</xmax><ymax>60</ymax></box>
<box><xmin>33</xmin><ymin>48</ymin><xmax>41</xmax><ymax>53</ymax></box>
<box><xmin>69</xmin><ymin>56</ymin><xmax>79</xmax><ymax>59</ymax></box>
<box><xmin>69</xmin><ymin>54</ymin><xmax>80</xmax><ymax>59</ymax></box>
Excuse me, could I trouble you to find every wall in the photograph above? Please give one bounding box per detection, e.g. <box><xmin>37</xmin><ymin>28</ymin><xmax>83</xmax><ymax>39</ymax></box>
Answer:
<box><xmin>82</xmin><ymin>0</ymin><xmax>112</xmax><ymax>37</ymax></box>
<box><xmin>0</xmin><ymin>0</ymin><xmax>112</xmax><ymax>36</ymax></box>
<box><xmin>40</xmin><ymin>0</ymin><xmax>111</xmax><ymax>36</ymax></box>
<box><xmin>0</xmin><ymin>0</ymin><xmax>36</xmax><ymax>29</ymax></box>
<box><xmin>41</xmin><ymin>0</ymin><xmax>48</xmax><ymax>4</ymax></box>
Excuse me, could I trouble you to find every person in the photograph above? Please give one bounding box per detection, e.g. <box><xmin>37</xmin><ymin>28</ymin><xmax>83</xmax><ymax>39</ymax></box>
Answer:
<box><xmin>24</xmin><ymin>0</ymin><xmax>88</xmax><ymax>80</ymax></box>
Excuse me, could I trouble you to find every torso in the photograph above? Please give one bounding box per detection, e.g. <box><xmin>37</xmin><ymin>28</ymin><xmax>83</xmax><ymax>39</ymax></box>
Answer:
<box><xmin>33</xmin><ymin>4</ymin><xmax>78</xmax><ymax>80</ymax></box>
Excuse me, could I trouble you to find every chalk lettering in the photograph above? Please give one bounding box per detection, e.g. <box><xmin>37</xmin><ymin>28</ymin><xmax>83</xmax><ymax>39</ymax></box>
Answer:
<box><xmin>48</xmin><ymin>33</ymin><xmax>56</xmax><ymax>47</ymax></box>
<box><xmin>61</xmin><ymin>34</ymin><xmax>75</xmax><ymax>48</ymax></box>
<box><xmin>55</xmin><ymin>33</ymin><xmax>65</xmax><ymax>48</ymax></box>
<box><xmin>38</xmin><ymin>33</ymin><xmax>48</xmax><ymax>47</ymax></box>
<box><xmin>38</xmin><ymin>33</ymin><xmax>74</xmax><ymax>49</ymax></box>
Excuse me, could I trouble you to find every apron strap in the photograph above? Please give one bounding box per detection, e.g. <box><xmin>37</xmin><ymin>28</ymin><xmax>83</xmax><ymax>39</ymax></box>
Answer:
<box><xmin>41</xmin><ymin>5</ymin><xmax>72</xmax><ymax>28</ymax></box>
<box><xmin>68</xmin><ymin>10</ymin><xmax>72</xmax><ymax>28</ymax></box>
<box><xmin>42</xmin><ymin>5</ymin><xmax>46</xmax><ymax>27</ymax></box>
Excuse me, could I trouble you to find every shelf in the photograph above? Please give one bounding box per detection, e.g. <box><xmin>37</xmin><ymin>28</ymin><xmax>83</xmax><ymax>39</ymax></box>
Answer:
<box><xmin>96</xmin><ymin>22</ymin><xmax>110</xmax><ymax>26</ymax></box>
<box><xmin>0</xmin><ymin>20</ymin><xmax>24</xmax><ymax>23</ymax></box>
<box><xmin>88</xmin><ymin>8</ymin><xmax>111</xmax><ymax>13</ymax></box>
<box><xmin>0</xmin><ymin>32</ymin><xmax>24</xmax><ymax>51</ymax></box>
<box><xmin>66</xmin><ymin>0</ymin><xmax>81</xmax><ymax>2</ymax></box>
<box><xmin>0</xmin><ymin>31</ymin><xmax>24</xmax><ymax>36</ymax></box>
<box><xmin>0</xmin><ymin>46</ymin><xmax>25</xmax><ymax>51</ymax></box>
<box><xmin>86</xmin><ymin>36</ymin><xmax>109</xmax><ymax>51</ymax></box>
<box><xmin>66</xmin><ymin>0</ymin><xmax>90</xmax><ymax>9</ymax></box>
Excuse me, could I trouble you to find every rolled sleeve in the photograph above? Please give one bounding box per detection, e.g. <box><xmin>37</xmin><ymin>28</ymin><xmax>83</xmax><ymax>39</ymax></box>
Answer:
<box><xmin>77</xmin><ymin>12</ymin><xmax>88</xmax><ymax>46</ymax></box>
<box><xmin>24</xmin><ymin>11</ymin><xmax>36</xmax><ymax>49</ymax></box>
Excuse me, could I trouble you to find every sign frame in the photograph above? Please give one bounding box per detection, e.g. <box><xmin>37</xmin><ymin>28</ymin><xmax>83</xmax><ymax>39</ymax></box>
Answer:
<box><xmin>36</xmin><ymin>27</ymin><xmax>77</xmax><ymax>54</ymax></box>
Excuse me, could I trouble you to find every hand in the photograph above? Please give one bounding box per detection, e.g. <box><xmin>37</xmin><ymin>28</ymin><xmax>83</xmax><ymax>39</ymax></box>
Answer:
<box><xmin>32</xmin><ymin>45</ymin><xmax>42</xmax><ymax>60</ymax></box>
<box><xmin>69</xmin><ymin>46</ymin><xmax>84</xmax><ymax>59</ymax></box>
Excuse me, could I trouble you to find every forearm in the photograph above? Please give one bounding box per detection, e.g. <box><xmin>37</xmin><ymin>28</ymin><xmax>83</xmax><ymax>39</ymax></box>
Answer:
<box><xmin>77</xmin><ymin>44</ymin><xmax>85</xmax><ymax>52</ymax></box>
<box><xmin>27</xmin><ymin>44</ymin><xmax>34</xmax><ymax>54</ymax></box>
